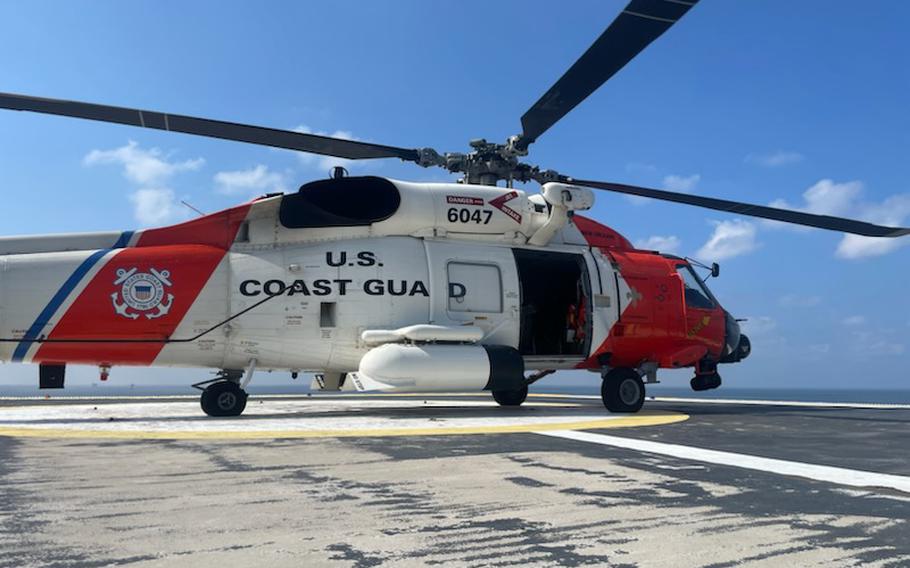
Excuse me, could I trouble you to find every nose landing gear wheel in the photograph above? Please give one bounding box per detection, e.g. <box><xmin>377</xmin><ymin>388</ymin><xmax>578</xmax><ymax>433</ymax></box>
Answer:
<box><xmin>200</xmin><ymin>381</ymin><xmax>248</xmax><ymax>417</ymax></box>
<box><xmin>601</xmin><ymin>368</ymin><xmax>645</xmax><ymax>413</ymax></box>
<box><xmin>492</xmin><ymin>385</ymin><xmax>529</xmax><ymax>406</ymax></box>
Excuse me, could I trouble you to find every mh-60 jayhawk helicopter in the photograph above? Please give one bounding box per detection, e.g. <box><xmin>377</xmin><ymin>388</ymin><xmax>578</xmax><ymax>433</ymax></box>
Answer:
<box><xmin>0</xmin><ymin>0</ymin><xmax>907</xmax><ymax>417</ymax></box>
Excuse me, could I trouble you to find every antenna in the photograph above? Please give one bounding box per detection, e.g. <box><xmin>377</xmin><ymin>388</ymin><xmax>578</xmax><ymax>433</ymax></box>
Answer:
<box><xmin>180</xmin><ymin>200</ymin><xmax>206</xmax><ymax>217</ymax></box>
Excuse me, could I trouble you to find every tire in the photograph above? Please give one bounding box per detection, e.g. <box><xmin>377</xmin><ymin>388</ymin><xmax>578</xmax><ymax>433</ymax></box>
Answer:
<box><xmin>601</xmin><ymin>368</ymin><xmax>645</xmax><ymax>413</ymax></box>
<box><xmin>691</xmin><ymin>373</ymin><xmax>722</xmax><ymax>391</ymax></box>
<box><xmin>492</xmin><ymin>385</ymin><xmax>529</xmax><ymax>407</ymax></box>
<box><xmin>200</xmin><ymin>381</ymin><xmax>248</xmax><ymax>417</ymax></box>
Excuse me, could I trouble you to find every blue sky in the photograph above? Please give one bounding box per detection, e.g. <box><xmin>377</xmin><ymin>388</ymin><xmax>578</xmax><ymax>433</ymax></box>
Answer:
<box><xmin>0</xmin><ymin>1</ymin><xmax>908</xmax><ymax>391</ymax></box>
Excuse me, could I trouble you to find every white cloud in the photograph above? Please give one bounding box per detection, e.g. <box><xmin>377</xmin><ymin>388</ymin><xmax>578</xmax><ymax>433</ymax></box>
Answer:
<box><xmin>214</xmin><ymin>164</ymin><xmax>287</xmax><ymax>196</ymax></box>
<box><xmin>634</xmin><ymin>235</ymin><xmax>681</xmax><ymax>253</ymax></box>
<box><xmin>842</xmin><ymin>315</ymin><xmax>866</xmax><ymax>326</ymax></box>
<box><xmin>766</xmin><ymin>179</ymin><xmax>910</xmax><ymax>259</ymax></box>
<box><xmin>662</xmin><ymin>174</ymin><xmax>700</xmax><ymax>193</ymax></box>
<box><xmin>835</xmin><ymin>194</ymin><xmax>910</xmax><ymax>259</ymax></box>
<box><xmin>696</xmin><ymin>219</ymin><xmax>759</xmax><ymax>261</ymax></box>
<box><xmin>764</xmin><ymin>179</ymin><xmax>863</xmax><ymax>232</ymax></box>
<box><xmin>837</xmin><ymin>235</ymin><xmax>907</xmax><ymax>259</ymax></box>
<box><xmin>740</xmin><ymin>316</ymin><xmax>776</xmax><ymax>336</ymax></box>
<box><xmin>779</xmin><ymin>294</ymin><xmax>822</xmax><ymax>308</ymax></box>
<box><xmin>745</xmin><ymin>151</ymin><xmax>804</xmax><ymax>167</ymax></box>
<box><xmin>624</xmin><ymin>195</ymin><xmax>652</xmax><ymax>206</ymax></box>
<box><xmin>769</xmin><ymin>179</ymin><xmax>862</xmax><ymax>219</ymax></box>
<box><xmin>84</xmin><ymin>140</ymin><xmax>203</xmax><ymax>185</ymax></box>
<box><xmin>129</xmin><ymin>188</ymin><xmax>186</xmax><ymax>226</ymax></box>
<box><xmin>84</xmin><ymin>141</ymin><xmax>202</xmax><ymax>226</ymax></box>
<box><xmin>625</xmin><ymin>173</ymin><xmax>699</xmax><ymax>205</ymax></box>
<box><xmin>800</xmin><ymin>179</ymin><xmax>863</xmax><ymax>215</ymax></box>
<box><xmin>868</xmin><ymin>341</ymin><xmax>905</xmax><ymax>356</ymax></box>
<box><xmin>849</xmin><ymin>330</ymin><xmax>905</xmax><ymax>356</ymax></box>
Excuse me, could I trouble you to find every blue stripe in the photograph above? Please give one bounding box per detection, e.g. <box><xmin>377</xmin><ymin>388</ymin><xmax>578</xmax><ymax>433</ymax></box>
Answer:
<box><xmin>113</xmin><ymin>230</ymin><xmax>134</xmax><ymax>248</ymax></box>
<box><xmin>11</xmin><ymin>231</ymin><xmax>133</xmax><ymax>363</ymax></box>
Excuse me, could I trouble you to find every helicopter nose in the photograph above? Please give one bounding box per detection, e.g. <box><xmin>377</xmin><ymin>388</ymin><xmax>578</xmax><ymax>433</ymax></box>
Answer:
<box><xmin>720</xmin><ymin>311</ymin><xmax>750</xmax><ymax>363</ymax></box>
<box><xmin>723</xmin><ymin>311</ymin><xmax>740</xmax><ymax>356</ymax></box>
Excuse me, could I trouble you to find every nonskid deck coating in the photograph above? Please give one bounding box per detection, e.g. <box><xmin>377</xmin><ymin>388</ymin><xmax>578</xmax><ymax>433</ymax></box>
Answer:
<box><xmin>0</xmin><ymin>393</ymin><xmax>908</xmax><ymax>567</ymax></box>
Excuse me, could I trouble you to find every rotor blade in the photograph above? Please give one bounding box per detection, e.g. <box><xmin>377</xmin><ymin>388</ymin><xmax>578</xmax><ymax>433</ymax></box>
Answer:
<box><xmin>0</xmin><ymin>92</ymin><xmax>421</xmax><ymax>161</ymax></box>
<box><xmin>569</xmin><ymin>178</ymin><xmax>910</xmax><ymax>238</ymax></box>
<box><xmin>517</xmin><ymin>0</ymin><xmax>698</xmax><ymax>150</ymax></box>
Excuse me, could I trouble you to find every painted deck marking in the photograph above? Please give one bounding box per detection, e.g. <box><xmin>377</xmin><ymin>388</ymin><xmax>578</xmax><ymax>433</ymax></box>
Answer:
<box><xmin>538</xmin><ymin>429</ymin><xmax>910</xmax><ymax>494</ymax></box>
<box><xmin>0</xmin><ymin>401</ymin><xmax>687</xmax><ymax>439</ymax></box>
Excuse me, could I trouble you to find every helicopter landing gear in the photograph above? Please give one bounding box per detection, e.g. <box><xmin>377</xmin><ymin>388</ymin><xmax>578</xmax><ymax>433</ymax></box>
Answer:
<box><xmin>690</xmin><ymin>373</ymin><xmax>722</xmax><ymax>391</ymax></box>
<box><xmin>492</xmin><ymin>385</ymin><xmax>529</xmax><ymax>407</ymax></box>
<box><xmin>601</xmin><ymin>368</ymin><xmax>645</xmax><ymax>413</ymax></box>
<box><xmin>691</xmin><ymin>359</ymin><xmax>722</xmax><ymax>391</ymax></box>
<box><xmin>200</xmin><ymin>380</ymin><xmax>248</xmax><ymax>417</ymax></box>
<box><xmin>195</xmin><ymin>364</ymin><xmax>255</xmax><ymax>417</ymax></box>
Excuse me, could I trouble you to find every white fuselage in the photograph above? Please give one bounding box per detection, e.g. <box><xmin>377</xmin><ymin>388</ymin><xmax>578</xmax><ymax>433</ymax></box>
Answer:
<box><xmin>0</xmin><ymin>179</ymin><xmax>633</xmax><ymax>384</ymax></box>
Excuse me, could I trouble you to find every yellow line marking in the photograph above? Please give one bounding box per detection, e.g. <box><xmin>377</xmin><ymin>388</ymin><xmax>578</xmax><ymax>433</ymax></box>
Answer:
<box><xmin>0</xmin><ymin>392</ymin><xmax>598</xmax><ymax>402</ymax></box>
<box><xmin>0</xmin><ymin>400</ymin><xmax>582</xmax><ymax>412</ymax></box>
<box><xmin>0</xmin><ymin>410</ymin><xmax>687</xmax><ymax>440</ymax></box>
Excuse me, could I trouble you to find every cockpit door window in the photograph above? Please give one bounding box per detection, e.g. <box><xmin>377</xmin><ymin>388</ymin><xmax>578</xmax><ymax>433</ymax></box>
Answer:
<box><xmin>676</xmin><ymin>265</ymin><xmax>715</xmax><ymax>310</ymax></box>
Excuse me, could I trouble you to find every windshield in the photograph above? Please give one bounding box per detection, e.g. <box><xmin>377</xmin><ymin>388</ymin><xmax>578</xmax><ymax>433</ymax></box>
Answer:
<box><xmin>676</xmin><ymin>265</ymin><xmax>716</xmax><ymax>310</ymax></box>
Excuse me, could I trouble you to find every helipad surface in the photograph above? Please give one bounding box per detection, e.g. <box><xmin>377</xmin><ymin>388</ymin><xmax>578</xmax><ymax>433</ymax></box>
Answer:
<box><xmin>1</xmin><ymin>394</ymin><xmax>909</xmax><ymax>566</ymax></box>
<box><xmin>0</xmin><ymin>396</ymin><xmax>687</xmax><ymax>439</ymax></box>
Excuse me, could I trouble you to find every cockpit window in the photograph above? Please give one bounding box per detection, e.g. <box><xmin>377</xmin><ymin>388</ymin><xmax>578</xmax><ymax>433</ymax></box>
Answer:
<box><xmin>676</xmin><ymin>265</ymin><xmax>715</xmax><ymax>309</ymax></box>
<box><xmin>279</xmin><ymin>176</ymin><xmax>400</xmax><ymax>228</ymax></box>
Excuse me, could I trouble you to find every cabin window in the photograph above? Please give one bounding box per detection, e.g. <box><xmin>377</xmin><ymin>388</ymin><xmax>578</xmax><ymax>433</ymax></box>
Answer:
<box><xmin>447</xmin><ymin>262</ymin><xmax>502</xmax><ymax>313</ymax></box>
<box><xmin>676</xmin><ymin>265</ymin><xmax>715</xmax><ymax>310</ymax></box>
<box><xmin>234</xmin><ymin>221</ymin><xmax>250</xmax><ymax>243</ymax></box>
<box><xmin>279</xmin><ymin>176</ymin><xmax>401</xmax><ymax>228</ymax></box>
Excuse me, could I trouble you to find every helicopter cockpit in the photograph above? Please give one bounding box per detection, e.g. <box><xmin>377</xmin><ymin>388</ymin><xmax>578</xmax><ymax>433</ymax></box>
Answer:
<box><xmin>675</xmin><ymin>264</ymin><xmax>716</xmax><ymax>310</ymax></box>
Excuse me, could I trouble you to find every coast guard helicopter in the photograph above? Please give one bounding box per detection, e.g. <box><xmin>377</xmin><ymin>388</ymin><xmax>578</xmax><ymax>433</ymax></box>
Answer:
<box><xmin>0</xmin><ymin>0</ymin><xmax>907</xmax><ymax>417</ymax></box>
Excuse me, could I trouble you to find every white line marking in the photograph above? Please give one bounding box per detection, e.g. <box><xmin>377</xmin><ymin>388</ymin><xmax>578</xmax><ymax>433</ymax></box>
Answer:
<box><xmin>649</xmin><ymin>396</ymin><xmax>910</xmax><ymax>410</ymax></box>
<box><xmin>540</xmin><ymin>394</ymin><xmax>910</xmax><ymax>410</ymax></box>
<box><xmin>537</xmin><ymin>429</ymin><xmax>910</xmax><ymax>494</ymax></box>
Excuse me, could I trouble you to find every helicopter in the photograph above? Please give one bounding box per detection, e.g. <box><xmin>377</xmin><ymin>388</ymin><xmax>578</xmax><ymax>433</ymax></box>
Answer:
<box><xmin>0</xmin><ymin>0</ymin><xmax>907</xmax><ymax>417</ymax></box>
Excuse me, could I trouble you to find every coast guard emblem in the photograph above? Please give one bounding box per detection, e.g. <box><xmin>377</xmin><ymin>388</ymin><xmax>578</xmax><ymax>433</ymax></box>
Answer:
<box><xmin>111</xmin><ymin>267</ymin><xmax>174</xmax><ymax>320</ymax></box>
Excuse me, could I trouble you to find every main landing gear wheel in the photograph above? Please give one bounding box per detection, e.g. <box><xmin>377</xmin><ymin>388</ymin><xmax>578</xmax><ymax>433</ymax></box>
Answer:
<box><xmin>492</xmin><ymin>385</ymin><xmax>529</xmax><ymax>407</ymax></box>
<box><xmin>200</xmin><ymin>381</ymin><xmax>248</xmax><ymax>417</ymax></box>
<box><xmin>601</xmin><ymin>368</ymin><xmax>645</xmax><ymax>413</ymax></box>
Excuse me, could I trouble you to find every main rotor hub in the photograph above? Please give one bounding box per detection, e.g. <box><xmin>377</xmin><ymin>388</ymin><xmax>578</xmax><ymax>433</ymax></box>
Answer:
<box><xmin>417</xmin><ymin>137</ymin><xmax>562</xmax><ymax>186</ymax></box>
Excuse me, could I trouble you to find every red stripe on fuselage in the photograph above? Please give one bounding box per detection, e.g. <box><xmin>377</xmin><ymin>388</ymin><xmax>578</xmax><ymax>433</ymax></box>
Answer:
<box><xmin>572</xmin><ymin>215</ymin><xmax>633</xmax><ymax>250</ymax></box>
<box><xmin>33</xmin><ymin>245</ymin><xmax>225</xmax><ymax>365</ymax></box>
<box><xmin>33</xmin><ymin>204</ymin><xmax>251</xmax><ymax>366</ymax></box>
<box><xmin>135</xmin><ymin>204</ymin><xmax>251</xmax><ymax>249</ymax></box>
